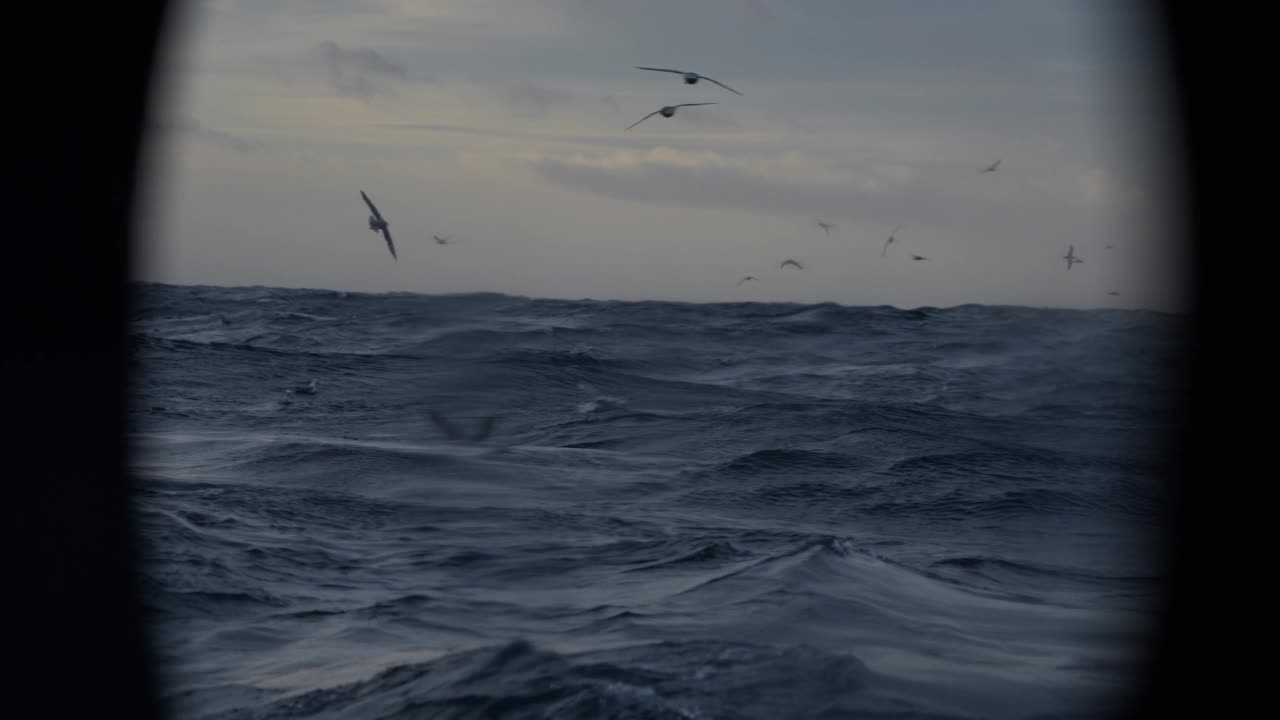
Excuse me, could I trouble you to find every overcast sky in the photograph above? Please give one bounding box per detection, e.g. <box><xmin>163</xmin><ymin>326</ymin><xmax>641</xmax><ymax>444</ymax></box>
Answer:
<box><xmin>135</xmin><ymin>0</ymin><xmax>1187</xmax><ymax>312</ymax></box>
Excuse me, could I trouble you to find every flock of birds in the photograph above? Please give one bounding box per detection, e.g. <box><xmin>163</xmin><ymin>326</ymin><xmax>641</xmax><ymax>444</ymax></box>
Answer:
<box><xmin>354</xmin><ymin>66</ymin><xmax>1122</xmax><ymax>297</ymax></box>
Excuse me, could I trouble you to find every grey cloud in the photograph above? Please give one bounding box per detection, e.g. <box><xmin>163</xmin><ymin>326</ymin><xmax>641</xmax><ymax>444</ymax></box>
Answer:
<box><xmin>373</xmin><ymin>122</ymin><xmax>742</xmax><ymax>153</ymax></box>
<box><xmin>531</xmin><ymin>152</ymin><xmax>1083</xmax><ymax>237</ymax></box>
<box><xmin>316</xmin><ymin>41</ymin><xmax>417</xmax><ymax>99</ymax></box>
<box><xmin>152</xmin><ymin>118</ymin><xmax>255</xmax><ymax>153</ymax></box>
<box><xmin>500</xmin><ymin>81</ymin><xmax>576</xmax><ymax>117</ymax></box>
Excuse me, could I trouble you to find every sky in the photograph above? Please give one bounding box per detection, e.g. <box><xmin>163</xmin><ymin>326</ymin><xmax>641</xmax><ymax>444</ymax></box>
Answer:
<box><xmin>135</xmin><ymin>0</ymin><xmax>1187</xmax><ymax>312</ymax></box>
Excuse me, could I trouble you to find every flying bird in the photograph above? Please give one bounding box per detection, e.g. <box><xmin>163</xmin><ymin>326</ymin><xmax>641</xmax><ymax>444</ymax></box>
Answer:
<box><xmin>816</xmin><ymin>220</ymin><xmax>834</xmax><ymax>236</ymax></box>
<box><xmin>736</xmin><ymin>275</ymin><xmax>758</xmax><ymax>287</ymax></box>
<box><xmin>910</xmin><ymin>253</ymin><xmax>929</xmax><ymax>261</ymax></box>
<box><xmin>1064</xmin><ymin>244</ymin><xmax>1082</xmax><ymax>270</ymax></box>
<box><xmin>626</xmin><ymin>103</ymin><xmax>718</xmax><ymax>130</ymax></box>
<box><xmin>433</xmin><ymin>235</ymin><xmax>452</xmax><ymax>245</ymax></box>
<box><xmin>1108</xmin><ymin>291</ymin><xmax>1121</xmax><ymax>296</ymax></box>
<box><xmin>634</xmin><ymin>67</ymin><xmax>743</xmax><ymax>96</ymax></box>
<box><xmin>360</xmin><ymin>190</ymin><xmax>396</xmax><ymax>261</ymax></box>
<box><xmin>780</xmin><ymin>259</ymin><xmax>804</xmax><ymax>270</ymax></box>
<box><xmin>980</xmin><ymin>160</ymin><xmax>1001</xmax><ymax>174</ymax></box>
<box><xmin>882</xmin><ymin>224</ymin><xmax>902</xmax><ymax>257</ymax></box>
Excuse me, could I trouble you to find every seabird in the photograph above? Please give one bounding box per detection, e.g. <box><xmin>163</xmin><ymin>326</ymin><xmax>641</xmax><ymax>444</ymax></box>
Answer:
<box><xmin>980</xmin><ymin>160</ymin><xmax>1001</xmax><ymax>174</ymax></box>
<box><xmin>626</xmin><ymin>103</ymin><xmax>717</xmax><ymax>130</ymax></box>
<box><xmin>291</xmin><ymin>379</ymin><xmax>319</xmax><ymax>395</ymax></box>
<box><xmin>816</xmin><ymin>220</ymin><xmax>834</xmax><ymax>236</ymax></box>
<box><xmin>360</xmin><ymin>190</ymin><xmax>397</xmax><ymax>261</ymax></box>
<box><xmin>780</xmin><ymin>259</ymin><xmax>803</xmax><ymax>270</ymax></box>
<box><xmin>736</xmin><ymin>275</ymin><xmax>758</xmax><ymax>287</ymax></box>
<box><xmin>634</xmin><ymin>67</ymin><xmax>743</xmax><ymax>96</ymax></box>
<box><xmin>1064</xmin><ymin>244</ymin><xmax>1082</xmax><ymax>270</ymax></box>
<box><xmin>1108</xmin><ymin>291</ymin><xmax>1120</xmax><ymax>296</ymax></box>
<box><xmin>433</xmin><ymin>235</ymin><xmax>452</xmax><ymax>245</ymax></box>
<box><xmin>910</xmin><ymin>253</ymin><xmax>929</xmax><ymax>261</ymax></box>
<box><xmin>882</xmin><ymin>224</ymin><xmax>902</xmax><ymax>257</ymax></box>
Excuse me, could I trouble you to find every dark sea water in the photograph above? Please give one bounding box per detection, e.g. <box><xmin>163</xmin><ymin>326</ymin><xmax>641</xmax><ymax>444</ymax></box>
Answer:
<box><xmin>129</xmin><ymin>282</ymin><xmax>1177</xmax><ymax>719</ymax></box>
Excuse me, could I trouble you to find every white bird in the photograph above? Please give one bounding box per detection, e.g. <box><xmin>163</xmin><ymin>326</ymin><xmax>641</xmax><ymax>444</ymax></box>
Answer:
<box><xmin>291</xmin><ymin>379</ymin><xmax>319</xmax><ymax>395</ymax></box>
<box><xmin>736</xmin><ymin>275</ymin><xmax>758</xmax><ymax>287</ymax></box>
<box><xmin>626</xmin><ymin>103</ymin><xmax>717</xmax><ymax>130</ymax></box>
<box><xmin>360</xmin><ymin>190</ymin><xmax>396</xmax><ymax>261</ymax></box>
<box><xmin>1064</xmin><ymin>244</ymin><xmax>1082</xmax><ymax>270</ymax></box>
<box><xmin>634</xmin><ymin>67</ymin><xmax>743</xmax><ymax>96</ymax></box>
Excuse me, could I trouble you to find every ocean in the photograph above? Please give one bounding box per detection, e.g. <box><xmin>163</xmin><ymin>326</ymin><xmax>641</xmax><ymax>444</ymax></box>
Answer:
<box><xmin>129</xmin><ymin>281</ymin><xmax>1177</xmax><ymax>719</ymax></box>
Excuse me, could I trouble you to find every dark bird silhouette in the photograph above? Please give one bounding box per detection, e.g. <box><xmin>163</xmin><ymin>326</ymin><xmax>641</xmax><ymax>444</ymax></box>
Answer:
<box><xmin>980</xmin><ymin>160</ymin><xmax>1001</xmax><ymax>174</ymax></box>
<box><xmin>634</xmin><ymin>67</ymin><xmax>743</xmax><ymax>95</ymax></box>
<box><xmin>882</xmin><ymin>224</ymin><xmax>902</xmax><ymax>257</ymax></box>
<box><xmin>816</xmin><ymin>220</ymin><xmax>834</xmax><ymax>236</ymax></box>
<box><xmin>910</xmin><ymin>253</ymin><xmax>929</xmax><ymax>261</ymax></box>
<box><xmin>736</xmin><ymin>275</ymin><xmax>758</xmax><ymax>287</ymax></box>
<box><xmin>626</xmin><ymin>103</ymin><xmax>717</xmax><ymax>130</ymax></box>
<box><xmin>780</xmin><ymin>259</ymin><xmax>804</xmax><ymax>270</ymax></box>
<box><xmin>1064</xmin><ymin>244</ymin><xmax>1082</xmax><ymax>270</ymax></box>
<box><xmin>360</xmin><ymin>190</ymin><xmax>396</xmax><ymax>260</ymax></box>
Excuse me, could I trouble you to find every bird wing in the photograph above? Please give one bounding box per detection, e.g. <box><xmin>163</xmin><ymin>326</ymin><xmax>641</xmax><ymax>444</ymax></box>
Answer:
<box><xmin>635</xmin><ymin>66</ymin><xmax>685</xmax><ymax>74</ymax></box>
<box><xmin>675</xmin><ymin>102</ymin><xmax>718</xmax><ymax>108</ymax></box>
<box><xmin>701</xmin><ymin>75</ymin><xmax>743</xmax><ymax>96</ymax></box>
<box><xmin>626</xmin><ymin>111</ymin><xmax>662</xmax><ymax>130</ymax></box>
<box><xmin>781</xmin><ymin>259</ymin><xmax>802</xmax><ymax>269</ymax></box>
<box><xmin>882</xmin><ymin>238</ymin><xmax>891</xmax><ymax>257</ymax></box>
<box><xmin>381</xmin><ymin>227</ymin><xmax>397</xmax><ymax>260</ymax></box>
<box><xmin>361</xmin><ymin>190</ymin><xmax>383</xmax><ymax>220</ymax></box>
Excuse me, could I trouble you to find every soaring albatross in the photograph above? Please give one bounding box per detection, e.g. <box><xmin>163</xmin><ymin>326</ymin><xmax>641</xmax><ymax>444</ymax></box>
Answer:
<box><xmin>634</xmin><ymin>67</ymin><xmax>743</xmax><ymax>96</ymax></box>
<box><xmin>626</xmin><ymin>103</ymin><xmax>718</xmax><ymax>130</ymax></box>
<box><xmin>360</xmin><ymin>190</ymin><xmax>397</xmax><ymax>261</ymax></box>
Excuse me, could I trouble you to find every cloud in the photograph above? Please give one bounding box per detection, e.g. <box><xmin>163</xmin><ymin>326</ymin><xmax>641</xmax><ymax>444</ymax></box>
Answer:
<box><xmin>499</xmin><ymin>80</ymin><xmax>576</xmax><ymax>118</ymax></box>
<box><xmin>151</xmin><ymin>118</ymin><xmax>255</xmax><ymax>153</ymax></box>
<box><xmin>1078</xmin><ymin>168</ymin><xmax>1145</xmax><ymax>212</ymax></box>
<box><xmin>528</xmin><ymin>145</ymin><xmax>1084</xmax><ymax>234</ymax></box>
<box><xmin>316</xmin><ymin>40</ymin><xmax>412</xmax><ymax>99</ymax></box>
